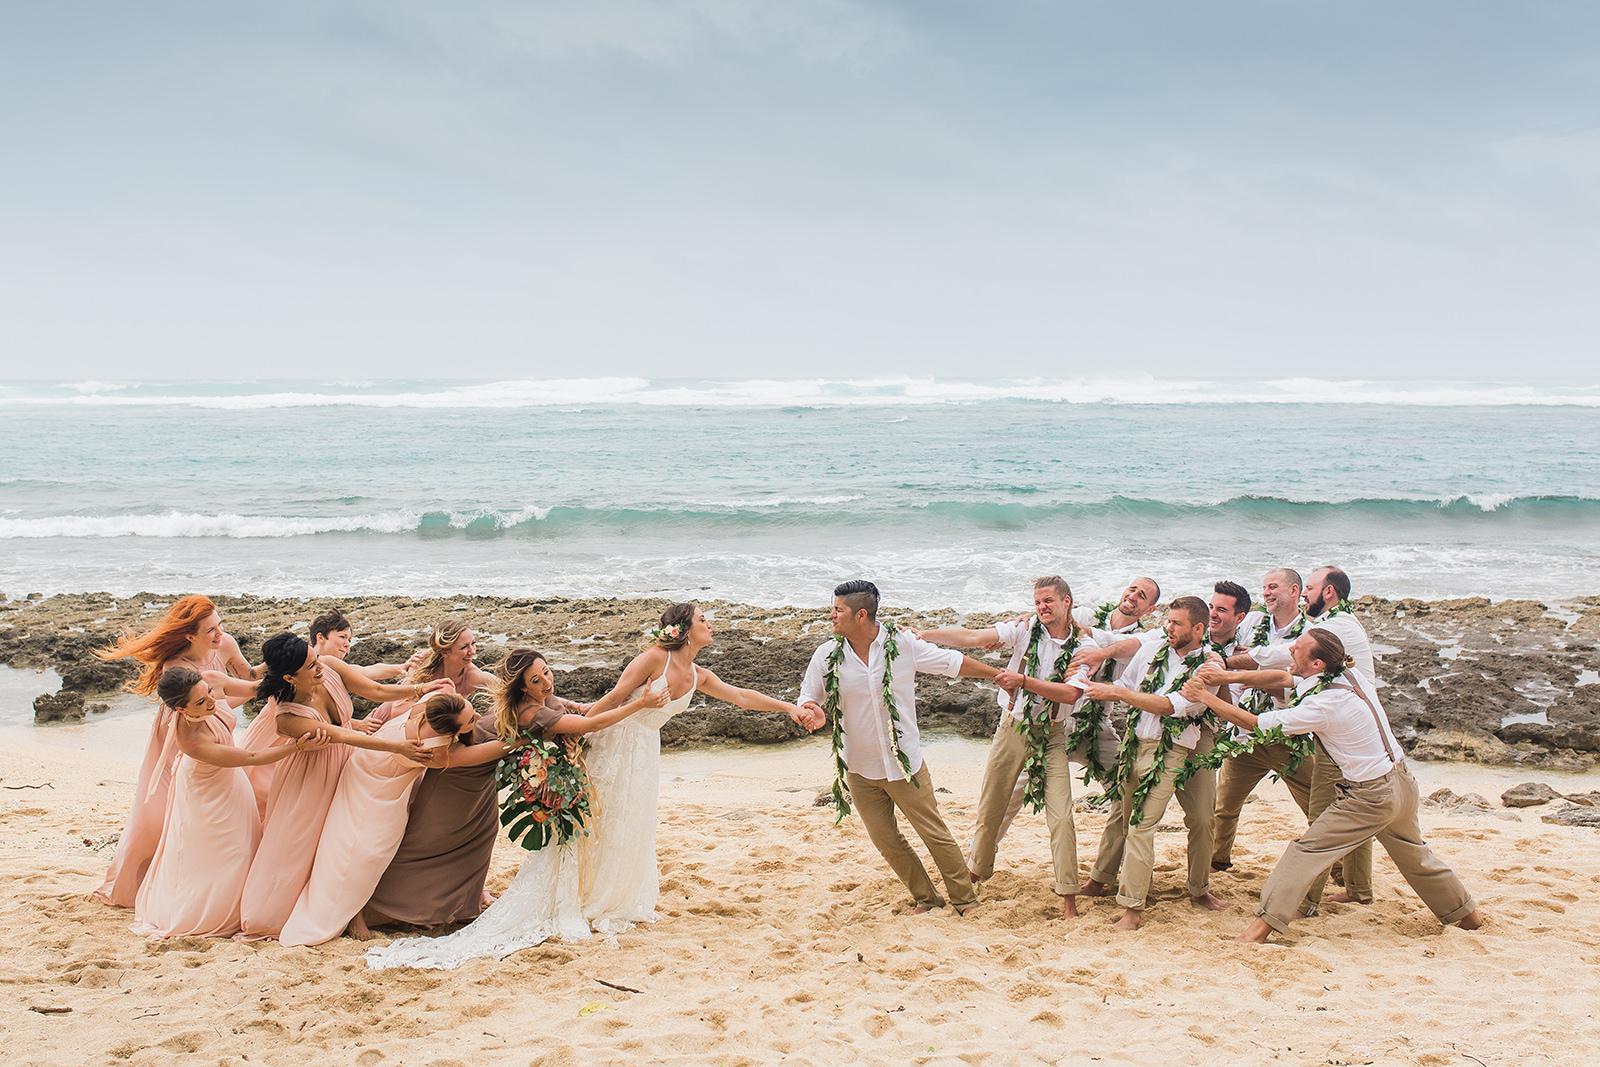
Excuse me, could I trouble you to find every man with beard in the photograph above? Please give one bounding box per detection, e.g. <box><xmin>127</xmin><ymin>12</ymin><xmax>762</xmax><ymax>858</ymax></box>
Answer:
<box><xmin>1210</xmin><ymin>569</ymin><xmax>1316</xmax><ymax>873</ymax></box>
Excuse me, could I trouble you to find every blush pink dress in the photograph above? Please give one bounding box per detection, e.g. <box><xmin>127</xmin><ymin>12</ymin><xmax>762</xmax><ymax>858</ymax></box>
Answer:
<box><xmin>236</xmin><ymin>669</ymin><xmax>355</xmax><ymax>941</ymax></box>
<box><xmin>94</xmin><ymin>649</ymin><xmax>226</xmax><ymax>908</ymax></box>
<box><xmin>279</xmin><ymin>714</ymin><xmax>447</xmax><ymax>947</ymax></box>
<box><xmin>129</xmin><ymin>701</ymin><xmax>261</xmax><ymax>938</ymax></box>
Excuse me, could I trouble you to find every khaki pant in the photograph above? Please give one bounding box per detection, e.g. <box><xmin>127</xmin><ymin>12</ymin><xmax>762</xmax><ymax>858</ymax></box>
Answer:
<box><xmin>1302</xmin><ymin>742</ymin><xmax>1374</xmax><ymax>913</ymax></box>
<box><xmin>1212</xmin><ymin>741</ymin><xmax>1314</xmax><ymax>867</ymax></box>
<box><xmin>847</xmin><ymin>764</ymin><xmax>977</xmax><ymax>910</ymax></box>
<box><xmin>970</xmin><ymin>717</ymin><xmax>1080</xmax><ymax>894</ymax></box>
<box><xmin>979</xmin><ymin>721</ymin><xmax>1119</xmax><ymax>851</ymax></box>
<box><xmin>1099</xmin><ymin>738</ymin><xmax>1192</xmax><ymax>910</ymax></box>
<box><xmin>1089</xmin><ymin>736</ymin><xmax>1213</xmax><ymax>902</ymax></box>
<box><xmin>1256</xmin><ymin>764</ymin><xmax>1476</xmax><ymax>933</ymax></box>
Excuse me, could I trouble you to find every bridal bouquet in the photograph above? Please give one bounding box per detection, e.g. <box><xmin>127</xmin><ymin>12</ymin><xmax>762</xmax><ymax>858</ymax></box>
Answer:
<box><xmin>496</xmin><ymin>735</ymin><xmax>592</xmax><ymax>851</ymax></box>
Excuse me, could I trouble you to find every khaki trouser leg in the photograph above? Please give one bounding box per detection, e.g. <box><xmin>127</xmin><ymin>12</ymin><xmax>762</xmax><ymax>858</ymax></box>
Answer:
<box><xmin>1089</xmin><ymin>793</ymin><xmax>1128</xmax><ymax>887</ymax></box>
<box><xmin>1115</xmin><ymin>739</ymin><xmax>1190</xmax><ymax>911</ymax></box>
<box><xmin>969</xmin><ymin>717</ymin><xmax>1028</xmax><ymax>880</ymax></box>
<box><xmin>1175</xmin><ymin>728</ymin><xmax>1216</xmax><ymax>897</ymax></box>
<box><xmin>848</xmin><ymin>765</ymin><xmax>977</xmax><ymax>909</ymax></box>
<box><xmin>1372</xmin><ymin>770</ymin><xmax>1477</xmax><ymax>925</ymax></box>
<box><xmin>1042</xmin><ymin>719</ymin><xmax>1079</xmax><ymax>895</ymax></box>
<box><xmin>1212</xmin><ymin>742</ymin><xmax>1316</xmax><ymax>867</ymax></box>
<box><xmin>1255</xmin><ymin>767</ymin><xmax>1475</xmax><ymax>933</ymax></box>
<box><xmin>1303</xmin><ymin>743</ymin><xmax>1374</xmax><ymax>913</ymax></box>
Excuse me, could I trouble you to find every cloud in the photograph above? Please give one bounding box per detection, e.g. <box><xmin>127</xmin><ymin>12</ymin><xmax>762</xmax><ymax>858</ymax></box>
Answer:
<box><xmin>2</xmin><ymin>1</ymin><xmax>1597</xmax><ymax>378</ymax></box>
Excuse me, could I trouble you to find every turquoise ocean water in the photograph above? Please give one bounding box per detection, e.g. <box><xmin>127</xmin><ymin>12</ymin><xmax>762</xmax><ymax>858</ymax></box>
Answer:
<box><xmin>1</xmin><ymin>377</ymin><xmax>1597</xmax><ymax>611</ymax></box>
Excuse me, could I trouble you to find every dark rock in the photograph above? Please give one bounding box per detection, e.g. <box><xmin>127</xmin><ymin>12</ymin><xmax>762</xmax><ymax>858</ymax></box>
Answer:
<box><xmin>1541</xmin><ymin>805</ymin><xmax>1600</xmax><ymax>828</ymax></box>
<box><xmin>34</xmin><ymin>691</ymin><xmax>86</xmax><ymax>724</ymax></box>
<box><xmin>346</xmin><ymin>637</ymin><xmax>411</xmax><ymax>668</ymax></box>
<box><xmin>1501</xmin><ymin>782</ymin><xmax>1562</xmax><ymax>808</ymax></box>
<box><xmin>58</xmin><ymin>657</ymin><xmax>137</xmax><ymax>694</ymax></box>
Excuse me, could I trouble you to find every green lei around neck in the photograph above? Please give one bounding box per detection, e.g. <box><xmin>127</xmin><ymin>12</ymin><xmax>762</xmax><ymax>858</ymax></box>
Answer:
<box><xmin>1012</xmin><ymin>617</ymin><xmax>1086</xmax><ymax>811</ymax></box>
<box><xmin>1315</xmin><ymin>597</ymin><xmax>1355</xmax><ymax>621</ymax></box>
<box><xmin>1251</xmin><ymin>609</ymin><xmax>1306</xmax><ymax>648</ymax></box>
<box><xmin>1098</xmin><ymin>640</ymin><xmax>1210</xmax><ymax>824</ymax></box>
<box><xmin>1198</xmin><ymin>661</ymin><xmax>1349</xmax><ymax>778</ymax></box>
<box><xmin>1077</xmin><ymin>601</ymin><xmax>1138</xmax><ymax>778</ymax></box>
<box><xmin>825</xmin><ymin>621</ymin><xmax>910</xmax><ymax>823</ymax></box>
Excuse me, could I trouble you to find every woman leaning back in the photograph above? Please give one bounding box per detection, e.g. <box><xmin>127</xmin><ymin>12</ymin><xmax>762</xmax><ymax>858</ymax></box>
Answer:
<box><xmin>92</xmin><ymin>595</ymin><xmax>261</xmax><ymax>908</ymax></box>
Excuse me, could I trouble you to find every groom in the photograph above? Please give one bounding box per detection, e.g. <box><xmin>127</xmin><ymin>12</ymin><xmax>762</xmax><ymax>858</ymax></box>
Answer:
<box><xmin>799</xmin><ymin>580</ymin><xmax>1004</xmax><ymax>914</ymax></box>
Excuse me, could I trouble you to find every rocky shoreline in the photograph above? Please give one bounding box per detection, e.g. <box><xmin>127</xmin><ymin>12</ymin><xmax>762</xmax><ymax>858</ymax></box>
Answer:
<box><xmin>4</xmin><ymin>591</ymin><xmax>1599</xmax><ymax>768</ymax></box>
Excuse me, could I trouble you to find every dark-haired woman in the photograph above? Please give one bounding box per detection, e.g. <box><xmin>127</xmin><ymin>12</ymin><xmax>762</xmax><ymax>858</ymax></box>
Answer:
<box><xmin>1184</xmin><ymin>627</ymin><xmax>1483</xmax><ymax>944</ymax></box>
<box><xmin>236</xmin><ymin>633</ymin><xmax>449</xmax><ymax>941</ymax></box>
<box><xmin>93</xmin><ymin>595</ymin><xmax>260</xmax><ymax>908</ymax></box>
<box><xmin>131</xmin><ymin>667</ymin><xmax>327</xmax><ymax>939</ymax></box>
<box><xmin>356</xmin><ymin>618</ymin><xmax>503</xmax><ymax>929</ymax></box>
<box><xmin>279</xmin><ymin>693</ymin><xmax>481</xmax><ymax>947</ymax></box>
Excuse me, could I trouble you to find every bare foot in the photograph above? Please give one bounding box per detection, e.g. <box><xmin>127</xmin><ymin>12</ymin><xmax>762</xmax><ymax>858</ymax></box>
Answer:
<box><xmin>481</xmin><ymin>888</ymin><xmax>497</xmax><ymax>908</ymax></box>
<box><xmin>1060</xmin><ymin>894</ymin><xmax>1079</xmax><ymax>919</ymax></box>
<box><xmin>1113</xmin><ymin>908</ymin><xmax>1142</xmax><ymax>931</ymax></box>
<box><xmin>1327</xmin><ymin>891</ymin><xmax>1372</xmax><ymax>905</ymax></box>
<box><xmin>1236</xmin><ymin>917</ymin><xmax>1272</xmax><ymax>943</ymax></box>
<box><xmin>1078</xmin><ymin>879</ymin><xmax>1110</xmax><ymax>898</ymax></box>
<box><xmin>346</xmin><ymin>914</ymin><xmax>375</xmax><ymax>941</ymax></box>
<box><xmin>1191</xmin><ymin>891</ymin><xmax>1232</xmax><ymax>911</ymax></box>
<box><xmin>1456</xmin><ymin>909</ymin><xmax>1484</xmax><ymax>930</ymax></box>
<box><xmin>967</xmin><ymin>869</ymin><xmax>986</xmax><ymax>884</ymax></box>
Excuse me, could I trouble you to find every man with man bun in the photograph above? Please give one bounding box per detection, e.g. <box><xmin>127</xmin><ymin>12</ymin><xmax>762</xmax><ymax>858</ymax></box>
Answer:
<box><xmin>1184</xmin><ymin>627</ymin><xmax>1482</xmax><ymax>943</ymax></box>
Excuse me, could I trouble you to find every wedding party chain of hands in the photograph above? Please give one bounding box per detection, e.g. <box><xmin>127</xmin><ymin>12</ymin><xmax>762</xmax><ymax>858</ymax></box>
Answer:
<box><xmin>824</xmin><ymin>620</ymin><xmax>912</xmax><ymax>823</ymax></box>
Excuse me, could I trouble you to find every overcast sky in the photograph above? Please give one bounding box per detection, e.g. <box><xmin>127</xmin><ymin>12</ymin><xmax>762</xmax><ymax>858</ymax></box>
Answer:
<box><xmin>3</xmin><ymin>1</ymin><xmax>1596</xmax><ymax>380</ymax></box>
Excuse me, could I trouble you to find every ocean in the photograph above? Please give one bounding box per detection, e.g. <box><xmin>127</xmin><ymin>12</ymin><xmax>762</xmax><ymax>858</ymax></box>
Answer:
<box><xmin>2</xmin><ymin>377</ymin><xmax>1597</xmax><ymax>612</ymax></box>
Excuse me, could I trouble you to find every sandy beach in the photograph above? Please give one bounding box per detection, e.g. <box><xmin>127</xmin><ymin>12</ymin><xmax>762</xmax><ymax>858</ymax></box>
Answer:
<box><xmin>4</xmin><ymin>722</ymin><xmax>1598</xmax><ymax>1066</ymax></box>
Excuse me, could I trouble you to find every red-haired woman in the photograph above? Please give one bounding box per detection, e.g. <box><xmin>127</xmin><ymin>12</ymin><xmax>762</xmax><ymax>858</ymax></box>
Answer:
<box><xmin>92</xmin><ymin>595</ymin><xmax>260</xmax><ymax>908</ymax></box>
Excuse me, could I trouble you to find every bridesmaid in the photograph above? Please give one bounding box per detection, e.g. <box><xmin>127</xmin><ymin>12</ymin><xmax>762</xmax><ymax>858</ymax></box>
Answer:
<box><xmin>280</xmin><ymin>692</ymin><xmax>482</xmax><ymax>946</ymax></box>
<box><xmin>93</xmin><ymin>595</ymin><xmax>259</xmax><ymax>908</ymax></box>
<box><xmin>236</xmin><ymin>633</ymin><xmax>446</xmax><ymax>941</ymax></box>
<box><xmin>130</xmin><ymin>667</ymin><xmax>327</xmax><ymax>939</ymax></box>
<box><xmin>309</xmin><ymin>607</ymin><xmax>407</xmax><ymax>681</ymax></box>
<box><xmin>360</xmin><ymin>618</ymin><xmax>503</xmax><ymax>928</ymax></box>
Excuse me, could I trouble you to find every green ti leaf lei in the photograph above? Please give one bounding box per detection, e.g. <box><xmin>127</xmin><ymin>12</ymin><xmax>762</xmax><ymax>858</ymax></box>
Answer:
<box><xmin>825</xmin><ymin>621</ymin><xmax>910</xmax><ymax>824</ymax></box>
<box><xmin>1076</xmin><ymin>601</ymin><xmax>1138</xmax><ymax>787</ymax></box>
<box><xmin>1316</xmin><ymin>598</ymin><xmax>1356</xmax><ymax>621</ymax></box>
<box><xmin>1100</xmin><ymin>641</ymin><xmax>1210</xmax><ymax>825</ymax></box>
<box><xmin>1195</xmin><ymin>661</ymin><xmax>1350</xmax><ymax>778</ymax></box>
<box><xmin>1012</xmin><ymin>618</ymin><xmax>1085</xmax><ymax>813</ymax></box>
<box><xmin>1251</xmin><ymin>609</ymin><xmax>1306</xmax><ymax>647</ymax></box>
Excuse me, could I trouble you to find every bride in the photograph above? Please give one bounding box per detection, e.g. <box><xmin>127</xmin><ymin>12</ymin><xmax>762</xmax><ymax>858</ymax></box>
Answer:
<box><xmin>366</xmin><ymin>603</ymin><xmax>821</xmax><ymax>970</ymax></box>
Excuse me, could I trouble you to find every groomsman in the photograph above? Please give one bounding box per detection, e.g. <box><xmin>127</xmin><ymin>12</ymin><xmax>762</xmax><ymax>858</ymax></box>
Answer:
<box><xmin>1211</xmin><ymin>568</ymin><xmax>1316</xmax><ymax>872</ymax></box>
<box><xmin>1078</xmin><ymin>596</ymin><xmax>1221</xmax><ymax>930</ymax></box>
<box><xmin>915</xmin><ymin>576</ymin><xmax>1118</xmax><ymax>918</ymax></box>
<box><xmin>1079</xmin><ymin>587</ymin><xmax>1241</xmax><ymax>917</ymax></box>
<box><xmin>979</xmin><ymin>576</ymin><xmax>1163</xmax><ymax>867</ymax></box>
<box><xmin>1297</xmin><ymin>566</ymin><xmax>1377</xmax><ymax>913</ymax></box>
<box><xmin>799</xmin><ymin>581</ymin><xmax>1002</xmax><ymax>915</ymax></box>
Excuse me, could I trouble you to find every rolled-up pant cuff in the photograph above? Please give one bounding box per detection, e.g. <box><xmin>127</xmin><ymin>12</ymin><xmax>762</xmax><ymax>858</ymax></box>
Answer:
<box><xmin>1114</xmin><ymin>894</ymin><xmax>1145</xmax><ymax>910</ymax></box>
<box><xmin>1436</xmin><ymin>898</ymin><xmax>1478</xmax><ymax>926</ymax></box>
<box><xmin>1253</xmin><ymin>903</ymin><xmax>1292</xmax><ymax>934</ymax></box>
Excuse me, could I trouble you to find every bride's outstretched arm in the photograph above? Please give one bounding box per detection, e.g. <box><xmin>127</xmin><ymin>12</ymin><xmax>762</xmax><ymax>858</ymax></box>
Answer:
<box><xmin>586</xmin><ymin>648</ymin><xmax>668</xmax><ymax>716</ymax></box>
<box><xmin>693</xmin><ymin>668</ymin><xmax>820</xmax><ymax>731</ymax></box>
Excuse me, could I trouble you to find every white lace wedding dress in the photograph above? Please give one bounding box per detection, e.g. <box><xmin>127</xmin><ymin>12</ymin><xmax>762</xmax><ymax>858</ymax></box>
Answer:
<box><xmin>366</xmin><ymin>660</ymin><xmax>695</xmax><ymax>970</ymax></box>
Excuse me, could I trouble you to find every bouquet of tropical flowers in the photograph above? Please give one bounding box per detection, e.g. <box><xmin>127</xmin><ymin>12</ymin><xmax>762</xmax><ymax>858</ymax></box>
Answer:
<box><xmin>495</xmin><ymin>734</ymin><xmax>593</xmax><ymax>851</ymax></box>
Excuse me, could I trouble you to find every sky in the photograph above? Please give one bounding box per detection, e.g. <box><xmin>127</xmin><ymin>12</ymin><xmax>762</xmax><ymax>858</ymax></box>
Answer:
<box><xmin>2</xmin><ymin>1</ymin><xmax>1597</xmax><ymax>381</ymax></box>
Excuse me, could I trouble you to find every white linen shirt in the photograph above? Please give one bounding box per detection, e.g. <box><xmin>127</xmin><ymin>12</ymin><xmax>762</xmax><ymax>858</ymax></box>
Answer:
<box><xmin>1114</xmin><ymin>639</ymin><xmax>1213</xmax><ymax>749</ymax></box>
<box><xmin>800</xmin><ymin>625</ymin><xmax>964</xmax><ymax>781</ymax></box>
<box><xmin>1257</xmin><ymin>669</ymin><xmax>1401</xmax><ymax>783</ymax></box>
<box><xmin>991</xmin><ymin>618</ymin><xmax>1107</xmax><ymax>726</ymax></box>
<box><xmin>1305</xmin><ymin>611</ymin><xmax>1376</xmax><ymax>680</ymax></box>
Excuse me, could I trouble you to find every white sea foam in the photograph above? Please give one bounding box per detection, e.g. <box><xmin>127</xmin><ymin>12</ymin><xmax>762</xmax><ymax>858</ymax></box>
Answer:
<box><xmin>4</xmin><ymin>377</ymin><xmax>1597</xmax><ymax>409</ymax></box>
